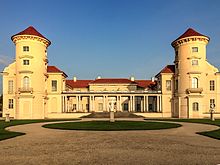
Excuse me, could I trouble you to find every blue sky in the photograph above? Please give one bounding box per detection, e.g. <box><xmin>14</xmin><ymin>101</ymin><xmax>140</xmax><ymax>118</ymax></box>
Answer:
<box><xmin>1</xmin><ymin>0</ymin><xmax>220</xmax><ymax>93</ymax></box>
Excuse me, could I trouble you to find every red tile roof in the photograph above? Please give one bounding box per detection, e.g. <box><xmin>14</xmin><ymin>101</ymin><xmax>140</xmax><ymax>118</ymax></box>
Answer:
<box><xmin>47</xmin><ymin>66</ymin><xmax>68</xmax><ymax>77</ymax></box>
<box><xmin>156</xmin><ymin>65</ymin><xmax>175</xmax><ymax>77</ymax></box>
<box><xmin>11</xmin><ymin>26</ymin><xmax>51</xmax><ymax>45</ymax></box>
<box><xmin>135</xmin><ymin>80</ymin><xmax>155</xmax><ymax>89</ymax></box>
<box><xmin>66</xmin><ymin>80</ymin><xmax>93</xmax><ymax>88</ymax></box>
<box><xmin>172</xmin><ymin>28</ymin><xmax>209</xmax><ymax>45</ymax></box>
<box><xmin>90</xmin><ymin>78</ymin><xmax>137</xmax><ymax>84</ymax></box>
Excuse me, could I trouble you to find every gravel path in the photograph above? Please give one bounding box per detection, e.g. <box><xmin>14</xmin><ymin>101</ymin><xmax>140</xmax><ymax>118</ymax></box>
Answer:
<box><xmin>1</xmin><ymin>118</ymin><xmax>220</xmax><ymax>165</ymax></box>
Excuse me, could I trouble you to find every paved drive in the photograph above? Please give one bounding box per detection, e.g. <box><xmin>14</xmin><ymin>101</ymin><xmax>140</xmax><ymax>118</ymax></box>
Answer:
<box><xmin>1</xmin><ymin>118</ymin><xmax>220</xmax><ymax>165</ymax></box>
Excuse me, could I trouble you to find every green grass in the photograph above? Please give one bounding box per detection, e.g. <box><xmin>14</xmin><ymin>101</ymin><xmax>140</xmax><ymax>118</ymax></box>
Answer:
<box><xmin>145</xmin><ymin>118</ymin><xmax>220</xmax><ymax>140</ymax></box>
<box><xmin>43</xmin><ymin>120</ymin><xmax>181</xmax><ymax>131</ymax></box>
<box><xmin>0</xmin><ymin>119</ymin><xmax>79</xmax><ymax>141</ymax></box>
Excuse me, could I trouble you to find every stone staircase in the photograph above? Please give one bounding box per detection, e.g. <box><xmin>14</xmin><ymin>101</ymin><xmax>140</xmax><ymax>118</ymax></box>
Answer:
<box><xmin>82</xmin><ymin>112</ymin><xmax>143</xmax><ymax>118</ymax></box>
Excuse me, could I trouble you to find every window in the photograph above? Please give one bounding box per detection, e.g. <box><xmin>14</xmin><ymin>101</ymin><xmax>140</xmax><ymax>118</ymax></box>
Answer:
<box><xmin>166</xmin><ymin>80</ymin><xmax>171</xmax><ymax>91</ymax></box>
<box><xmin>192</xmin><ymin>60</ymin><xmax>198</xmax><ymax>66</ymax></box>
<box><xmin>192</xmin><ymin>102</ymin><xmax>199</xmax><ymax>111</ymax></box>
<box><xmin>23</xmin><ymin>76</ymin><xmax>30</xmax><ymax>89</ymax></box>
<box><xmin>210</xmin><ymin>99</ymin><xmax>215</xmax><ymax>108</ymax></box>
<box><xmin>98</xmin><ymin>103</ymin><xmax>103</xmax><ymax>111</ymax></box>
<box><xmin>73</xmin><ymin>104</ymin><xmax>76</xmax><ymax>110</ymax></box>
<box><xmin>192</xmin><ymin>77</ymin><xmax>198</xmax><ymax>88</ymax></box>
<box><xmin>8</xmin><ymin>99</ymin><xmax>14</xmax><ymax>109</ymax></box>
<box><xmin>86</xmin><ymin>104</ymin><xmax>89</xmax><ymax>110</ymax></box>
<box><xmin>23</xmin><ymin>46</ymin><xmax>29</xmax><ymax>52</ymax></box>
<box><xmin>23</xmin><ymin>60</ymin><xmax>30</xmax><ymax>65</ymax></box>
<box><xmin>192</xmin><ymin>47</ymin><xmax>198</xmax><ymax>52</ymax></box>
<box><xmin>175</xmin><ymin>80</ymin><xmax>178</xmax><ymax>90</ymax></box>
<box><xmin>52</xmin><ymin>80</ymin><xmax>57</xmax><ymax>92</ymax></box>
<box><xmin>8</xmin><ymin>80</ymin><xmax>13</xmax><ymax>94</ymax></box>
<box><xmin>210</xmin><ymin>80</ymin><xmax>215</xmax><ymax>91</ymax></box>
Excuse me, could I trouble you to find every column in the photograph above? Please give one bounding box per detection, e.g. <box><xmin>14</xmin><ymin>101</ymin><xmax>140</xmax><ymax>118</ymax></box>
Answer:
<box><xmin>76</xmin><ymin>96</ymin><xmax>79</xmax><ymax>112</ymax></box>
<box><xmin>65</xmin><ymin>96</ymin><xmax>68</xmax><ymax>113</ymax></box>
<box><xmin>159</xmin><ymin>96</ymin><xmax>162</xmax><ymax>112</ymax></box>
<box><xmin>133</xmin><ymin>96</ymin><xmax>135</xmax><ymax>112</ymax></box>
<box><xmin>146</xmin><ymin>96</ymin><xmax>148</xmax><ymax>112</ymax></box>
<box><xmin>93</xmin><ymin>96</ymin><xmax>95</xmax><ymax>112</ymax></box>
<box><xmin>119</xmin><ymin>96</ymin><xmax>121</xmax><ymax>111</ymax></box>
<box><xmin>62</xmin><ymin>96</ymin><xmax>64</xmax><ymax>113</ymax></box>
<box><xmin>116</xmin><ymin>96</ymin><xmax>119</xmax><ymax>111</ymax></box>
<box><xmin>143</xmin><ymin>96</ymin><xmax>146</xmax><ymax>112</ymax></box>
<box><xmin>103</xmin><ymin>95</ymin><xmax>106</xmax><ymax>111</ymax></box>
<box><xmin>129</xmin><ymin>96</ymin><xmax>131</xmax><ymax>112</ymax></box>
<box><xmin>89</xmin><ymin>96</ymin><xmax>92</xmax><ymax>111</ymax></box>
<box><xmin>157</xmin><ymin>96</ymin><xmax>160</xmax><ymax>112</ymax></box>
<box><xmin>78</xmin><ymin>96</ymin><xmax>81</xmax><ymax>111</ymax></box>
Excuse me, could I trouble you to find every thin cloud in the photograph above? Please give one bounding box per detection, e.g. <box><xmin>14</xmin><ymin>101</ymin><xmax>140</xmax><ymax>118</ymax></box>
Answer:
<box><xmin>0</xmin><ymin>55</ymin><xmax>13</xmax><ymax>67</ymax></box>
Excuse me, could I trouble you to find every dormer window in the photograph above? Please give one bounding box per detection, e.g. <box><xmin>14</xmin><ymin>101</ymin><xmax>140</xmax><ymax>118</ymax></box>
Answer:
<box><xmin>23</xmin><ymin>59</ymin><xmax>30</xmax><ymax>65</ymax></box>
<box><xmin>192</xmin><ymin>47</ymin><xmax>198</xmax><ymax>52</ymax></box>
<box><xmin>23</xmin><ymin>46</ymin><xmax>29</xmax><ymax>52</ymax></box>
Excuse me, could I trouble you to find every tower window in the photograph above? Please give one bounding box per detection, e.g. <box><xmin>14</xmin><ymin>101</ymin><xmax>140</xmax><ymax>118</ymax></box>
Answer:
<box><xmin>8</xmin><ymin>80</ymin><xmax>13</xmax><ymax>94</ymax></box>
<box><xmin>23</xmin><ymin>60</ymin><xmax>30</xmax><ymax>65</ymax></box>
<box><xmin>210</xmin><ymin>99</ymin><xmax>215</xmax><ymax>108</ymax></box>
<box><xmin>23</xmin><ymin>46</ymin><xmax>29</xmax><ymax>52</ymax></box>
<box><xmin>166</xmin><ymin>80</ymin><xmax>171</xmax><ymax>91</ymax></box>
<box><xmin>192</xmin><ymin>102</ymin><xmax>199</xmax><ymax>111</ymax></box>
<box><xmin>210</xmin><ymin>80</ymin><xmax>215</xmax><ymax>91</ymax></box>
<box><xmin>192</xmin><ymin>60</ymin><xmax>198</xmax><ymax>66</ymax></box>
<box><xmin>192</xmin><ymin>47</ymin><xmax>198</xmax><ymax>52</ymax></box>
<box><xmin>192</xmin><ymin>77</ymin><xmax>198</xmax><ymax>88</ymax></box>
<box><xmin>23</xmin><ymin>76</ymin><xmax>30</xmax><ymax>89</ymax></box>
<box><xmin>8</xmin><ymin>99</ymin><xmax>14</xmax><ymax>109</ymax></box>
<box><xmin>52</xmin><ymin>80</ymin><xmax>57</xmax><ymax>92</ymax></box>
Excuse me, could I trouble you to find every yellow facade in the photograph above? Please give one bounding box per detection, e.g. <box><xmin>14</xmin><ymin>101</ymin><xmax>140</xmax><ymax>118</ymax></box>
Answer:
<box><xmin>1</xmin><ymin>27</ymin><xmax>220</xmax><ymax>119</ymax></box>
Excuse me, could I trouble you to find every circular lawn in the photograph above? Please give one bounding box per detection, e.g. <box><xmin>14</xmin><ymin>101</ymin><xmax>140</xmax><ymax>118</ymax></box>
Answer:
<box><xmin>43</xmin><ymin>120</ymin><xmax>181</xmax><ymax>131</ymax></box>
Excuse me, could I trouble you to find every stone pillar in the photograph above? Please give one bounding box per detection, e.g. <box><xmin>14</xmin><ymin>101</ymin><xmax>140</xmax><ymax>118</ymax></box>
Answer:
<box><xmin>93</xmin><ymin>96</ymin><xmax>95</xmax><ymax>112</ymax></box>
<box><xmin>146</xmin><ymin>96</ymin><xmax>148</xmax><ymax>112</ymax></box>
<box><xmin>62</xmin><ymin>96</ymin><xmax>65</xmax><ymax>113</ymax></box>
<box><xmin>103</xmin><ymin>95</ymin><xmax>106</xmax><ymax>111</ymax></box>
<box><xmin>78</xmin><ymin>96</ymin><xmax>81</xmax><ymax>111</ymax></box>
<box><xmin>65</xmin><ymin>96</ymin><xmax>68</xmax><ymax>113</ymax></box>
<box><xmin>133</xmin><ymin>96</ymin><xmax>135</xmax><ymax>112</ymax></box>
<box><xmin>119</xmin><ymin>96</ymin><xmax>121</xmax><ymax>111</ymax></box>
<box><xmin>159</xmin><ymin>96</ymin><xmax>162</xmax><ymax>112</ymax></box>
<box><xmin>143</xmin><ymin>96</ymin><xmax>146</xmax><ymax>112</ymax></box>
<box><xmin>157</xmin><ymin>96</ymin><xmax>160</xmax><ymax>112</ymax></box>
<box><xmin>76</xmin><ymin>96</ymin><xmax>79</xmax><ymax>112</ymax></box>
<box><xmin>129</xmin><ymin>96</ymin><xmax>132</xmax><ymax>112</ymax></box>
<box><xmin>89</xmin><ymin>96</ymin><xmax>92</xmax><ymax>111</ymax></box>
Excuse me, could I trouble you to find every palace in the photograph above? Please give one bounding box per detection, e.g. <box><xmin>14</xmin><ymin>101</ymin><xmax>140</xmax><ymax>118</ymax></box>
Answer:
<box><xmin>1</xmin><ymin>26</ymin><xmax>220</xmax><ymax>119</ymax></box>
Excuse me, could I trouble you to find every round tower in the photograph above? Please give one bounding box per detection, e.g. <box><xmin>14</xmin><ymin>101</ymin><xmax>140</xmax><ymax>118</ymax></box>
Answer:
<box><xmin>171</xmin><ymin>28</ymin><xmax>209</xmax><ymax>118</ymax></box>
<box><xmin>11</xmin><ymin>26</ymin><xmax>51</xmax><ymax>119</ymax></box>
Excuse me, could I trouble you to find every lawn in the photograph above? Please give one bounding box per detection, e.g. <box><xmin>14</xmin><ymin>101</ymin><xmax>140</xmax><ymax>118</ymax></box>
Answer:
<box><xmin>43</xmin><ymin>120</ymin><xmax>181</xmax><ymax>131</ymax></box>
<box><xmin>146</xmin><ymin>119</ymin><xmax>220</xmax><ymax>140</ymax></box>
<box><xmin>0</xmin><ymin>119</ymin><xmax>78</xmax><ymax>141</ymax></box>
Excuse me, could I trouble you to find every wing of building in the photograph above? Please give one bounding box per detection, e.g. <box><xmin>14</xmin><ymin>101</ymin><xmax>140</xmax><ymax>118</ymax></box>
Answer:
<box><xmin>1</xmin><ymin>26</ymin><xmax>220</xmax><ymax>119</ymax></box>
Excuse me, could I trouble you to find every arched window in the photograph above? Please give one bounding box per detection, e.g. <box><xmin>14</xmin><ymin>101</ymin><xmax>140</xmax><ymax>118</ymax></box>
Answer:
<box><xmin>23</xmin><ymin>76</ymin><xmax>30</xmax><ymax>89</ymax></box>
<box><xmin>192</xmin><ymin>77</ymin><xmax>198</xmax><ymax>88</ymax></box>
<box><xmin>192</xmin><ymin>102</ymin><xmax>199</xmax><ymax>111</ymax></box>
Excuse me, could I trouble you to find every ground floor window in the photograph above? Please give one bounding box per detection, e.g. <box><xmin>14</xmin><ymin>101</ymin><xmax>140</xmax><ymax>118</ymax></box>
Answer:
<box><xmin>98</xmin><ymin>103</ymin><xmax>103</xmax><ymax>111</ymax></box>
<box><xmin>210</xmin><ymin>99</ymin><xmax>215</xmax><ymax>108</ymax></box>
<box><xmin>8</xmin><ymin>99</ymin><xmax>14</xmax><ymax>109</ymax></box>
<box><xmin>73</xmin><ymin>104</ymin><xmax>76</xmax><ymax>110</ymax></box>
<box><xmin>123</xmin><ymin>103</ymin><xmax>128</xmax><ymax>111</ymax></box>
<box><xmin>192</xmin><ymin>102</ymin><xmax>199</xmax><ymax>111</ymax></box>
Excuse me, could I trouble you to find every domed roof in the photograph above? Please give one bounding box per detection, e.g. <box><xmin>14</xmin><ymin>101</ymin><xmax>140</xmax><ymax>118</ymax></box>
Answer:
<box><xmin>171</xmin><ymin>28</ymin><xmax>209</xmax><ymax>46</ymax></box>
<box><xmin>11</xmin><ymin>26</ymin><xmax>51</xmax><ymax>45</ymax></box>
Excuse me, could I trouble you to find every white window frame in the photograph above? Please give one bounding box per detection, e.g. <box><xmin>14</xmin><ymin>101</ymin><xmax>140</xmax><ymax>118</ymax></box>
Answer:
<box><xmin>166</xmin><ymin>80</ymin><xmax>171</xmax><ymax>91</ymax></box>
<box><xmin>192</xmin><ymin>60</ymin><xmax>198</xmax><ymax>66</ymax></box>
<box><xmin>210</xmin><ymin>80</ymin><xmax>215</xmax><ymax>91</ymax></box>
<box><xmin>23</xmin><ymin>59</ymin><xmax>30</xmax><ymax>65</ymax></box>
<box><xmin>192</xmin><ymin>47</ymin><xmax>198</xmax><ymax>52</ymax></box>
<box><xmin>23</xmin><ymin>46</ymin><xmax>29</xmax><ymax>52</ymax></box>
<box><xmin>192</xmin><ymin>77</ymin><xmax>198</xmax><ymax>88</ymax></box>
<box><xmin>23</xmin><ymin>76</ymin><xmax>30</xmax><ymax>89</ymax></box>
<box><xmin>192</xmin><ymin>102</ymin><xmax>199</xmax><ymax>111</ymax></box>
<box><xmin>8</xmin><ymin>80</ymin><xmax>13</xmax><ymax>94</ymax></box>
<box><xmin>8</xmin><ymin>99</ymin><xmax>14</xmax><ymax>109</ymax></box>
<box><xmin>52</xmin><ymin>80</ymin><xmax>57</xmax><ymax>92</ymax></box>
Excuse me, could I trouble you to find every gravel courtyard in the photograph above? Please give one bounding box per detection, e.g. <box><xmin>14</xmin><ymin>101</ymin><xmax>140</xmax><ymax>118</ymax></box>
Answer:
<box><xmin>1</xmin><ymin>119</ymin><xmax>220</xmax><ymax>165</ymax></box>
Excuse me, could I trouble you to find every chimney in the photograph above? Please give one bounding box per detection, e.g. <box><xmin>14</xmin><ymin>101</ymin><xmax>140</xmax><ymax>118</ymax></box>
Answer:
<box><xmin>73</xmin><ymin>76</ymin><xmax>77</xmax><ymax>82</ymax></box>
<box><xmin>97</xmin><ymin>75</ymin><xmax>101</xmax><ymax>79</ymax></box>
<box><xmin>130</xmin><ymin>76</ymin><xmax>135</xmax><ymax>82</ymax></box>
<box><xmin>151</xmin><ymin>77</ymin><xmax>155</xmax><ymax>82</ymax></box>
